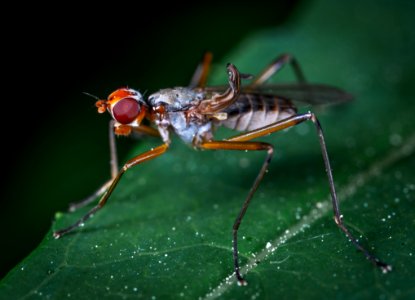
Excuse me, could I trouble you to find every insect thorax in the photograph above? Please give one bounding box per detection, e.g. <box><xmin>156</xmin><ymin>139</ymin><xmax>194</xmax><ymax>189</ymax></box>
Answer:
<box><xmin>148</xmin><ymin>88</ymin><xmax>213</xmax><ymax>145</ymax></box>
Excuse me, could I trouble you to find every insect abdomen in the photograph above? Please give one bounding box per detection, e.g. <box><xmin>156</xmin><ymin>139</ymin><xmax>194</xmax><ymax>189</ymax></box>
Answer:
<box><xmin>218</xmin><ymin>94</ymin><xmax>297</xmax><ymax>131</ymax></box>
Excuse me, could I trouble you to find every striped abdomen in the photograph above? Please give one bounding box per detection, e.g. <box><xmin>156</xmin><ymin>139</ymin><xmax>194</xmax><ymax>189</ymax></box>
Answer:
<box><xmin>217</xmin><ymin>94</ymin><xmax>297</xmax><ymax>131</ymax></box>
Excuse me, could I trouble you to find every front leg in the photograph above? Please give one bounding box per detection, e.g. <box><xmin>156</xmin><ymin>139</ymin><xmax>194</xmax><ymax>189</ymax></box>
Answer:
<box><xmin>69</xmin><ymin>120</ymin><xmax>119</xmax><ymax>211</ymax></box>
<box><xmin>68</xmin><ymin>122</ymin><xmax>160</xmax><ymax>212</ymax></box>
<box><xmin>54</xmin><ymin>144</ymin><xmax>169</xmax><ymax>239</ymax></box>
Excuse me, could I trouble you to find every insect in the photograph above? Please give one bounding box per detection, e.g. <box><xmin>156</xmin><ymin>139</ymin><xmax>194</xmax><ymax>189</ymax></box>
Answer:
<box><xmin>53</xmin><ymin>53</ymin><xmax>391</xmax><ymax>285</ymax></box>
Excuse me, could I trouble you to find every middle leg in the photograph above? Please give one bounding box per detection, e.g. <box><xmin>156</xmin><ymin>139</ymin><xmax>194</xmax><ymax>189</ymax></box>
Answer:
<box><xmin>200</xmin><ymin>140</ymin><xmax>274</xmax><ymax>285</ymax></box>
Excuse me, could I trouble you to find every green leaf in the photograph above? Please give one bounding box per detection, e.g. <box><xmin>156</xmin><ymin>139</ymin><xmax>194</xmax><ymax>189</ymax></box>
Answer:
<box><xmin>2</xmin><ymin>1</ymin><xmax>415</xmax><ymax>299</ymax></box>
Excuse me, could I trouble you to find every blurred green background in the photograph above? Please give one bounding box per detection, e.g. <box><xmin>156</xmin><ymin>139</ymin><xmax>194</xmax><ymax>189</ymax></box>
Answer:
<box><xmin>0</xmin><ymin>1</ymin><xmax>301</xmax><ymax>278</ymax></box>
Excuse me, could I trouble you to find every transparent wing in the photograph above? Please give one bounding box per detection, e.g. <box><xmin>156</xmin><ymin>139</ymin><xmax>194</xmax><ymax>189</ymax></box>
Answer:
<box><xmin>203</xmin><ymin>83</ymin><xmax>353</xmax><ymax>106</ymax></box>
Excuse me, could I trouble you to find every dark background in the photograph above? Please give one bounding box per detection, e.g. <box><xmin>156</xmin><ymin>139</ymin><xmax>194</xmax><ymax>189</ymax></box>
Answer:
<box><xmin>1</xmin><ymin>1</ymin><xmax>302</xmax><ymax>278</ymax></box>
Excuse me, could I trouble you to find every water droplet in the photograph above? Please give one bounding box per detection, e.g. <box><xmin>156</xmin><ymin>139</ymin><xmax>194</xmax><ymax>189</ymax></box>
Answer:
<box><xmin>266</xmin><ymin>242</ymin><xmax>272</xmax><ymax>249</ymax></box>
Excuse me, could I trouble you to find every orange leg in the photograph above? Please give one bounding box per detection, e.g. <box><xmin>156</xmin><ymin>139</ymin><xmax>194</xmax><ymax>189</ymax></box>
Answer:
<box><xmin>202</xmin><ymin>112</ymin><xmax>391</xmax><ymax>284</ymax></box>
<box><xmin>248</xmin><ymin>53</ymin><xmax>306</xmax><ymax>89</ymax></box>
<box><xmin>68</xmin><ymin>122</ymin><xmax>160</xmax><ymax>212</ymax></box>
<box><xmin>189</xmin><ymin>52</ymin><xmax>213</xmax><ymax>89</ymax></box>
<box><xmin>54</xmin><ymin>143</ymin><xmax>169</xmax><ymax>238</ymax></box>
<box><xmin>68</xmin><ymin>120</ymin><xmax>119</xmax><ymax>211</ymax></box>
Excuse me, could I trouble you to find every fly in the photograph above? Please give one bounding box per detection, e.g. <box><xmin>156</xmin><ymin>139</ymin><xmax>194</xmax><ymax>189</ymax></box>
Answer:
<box><xmin>53</xmin><ymin>53</ymin><xmax>391</xmax><ymax>285</ymax></box>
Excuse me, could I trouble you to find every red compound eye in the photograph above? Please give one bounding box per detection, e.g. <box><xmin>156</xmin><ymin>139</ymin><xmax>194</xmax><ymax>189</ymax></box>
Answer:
<box><xmin>112</xmin><ymin>98</ymin><xmax>140</xmax><ymax>124</ymax></box>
